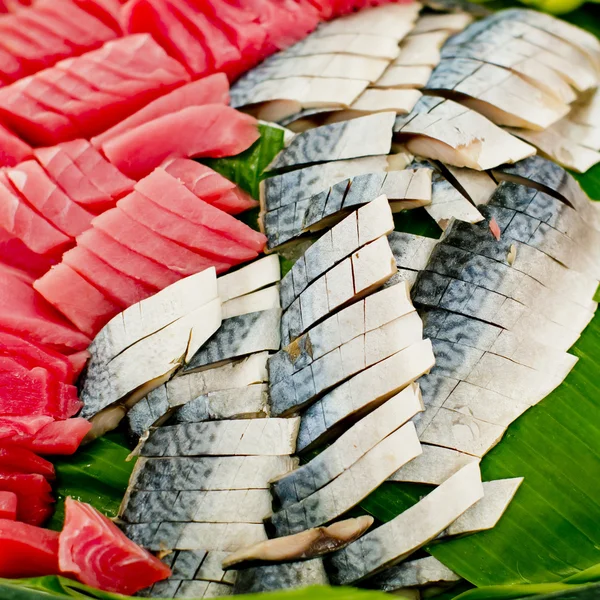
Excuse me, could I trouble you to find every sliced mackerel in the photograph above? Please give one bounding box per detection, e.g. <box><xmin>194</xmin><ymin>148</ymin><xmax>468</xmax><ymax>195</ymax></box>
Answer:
<box><xmin>373</xmin><ymin>65</ymin><xmax>433</xmax><ymax>89</ymax></box>
<box><xmin>217</xmin><ymin>255</ymin><xmax>281</xmax><ymax>303</ymax></box>
<box><xmin>395</xmin><ymin>31</ymin><xmax>452</xmax><ymax>67</ymax></box>
<box><xmin>348</xmin><ymin>89</ymin><xmax>423</xmax><ymax>115</ymax></box>
<box><xmin>296</xmin><ymin>338</ymin><xmax>435</xmax><ymax>452</ymax></box>
<box><xmin>325</xmin><ymin>462</ymin><xmax>483</xmax><ymax>584</ymax></box>
<box><xmin>411</xmin><ymin>12</ymin><xmax>474</xmax><ymax>34</ymax></box>
<box><xmin>443</xmin><ymin>165</ymin><xmax>497</xmax><ymax>205</ymax></box>
<box><xmin>141</xmin><ymin>418</ymin><xmax>300</xmax><ymax>457</ymax></box>
<box><xmin>221</xmin><ymin>286</ymin><xmax>280</xmax><ymax>319</ymax></box>
<box><xmin>284</xmin><ymin>34</ymin><xmax>401</xmax><ymax>60</ymax></box>
<box><xmin>271</xmin><ymin>384</ymin><xmax>423</xmax><ymax>508</ymax></box>
<box><xmin>268</xmin><ymin>422</ymin><xmax>421</xmax><ymax>535</ymax></box>
<box><xmin>368</xmin><ymin>556</ymin><xmax>460</xmax><ymax>591</ymax></box>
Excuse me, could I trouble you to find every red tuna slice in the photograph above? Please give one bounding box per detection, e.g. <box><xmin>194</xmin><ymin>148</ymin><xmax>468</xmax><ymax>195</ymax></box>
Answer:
<box><xmin>59</xmin><ymin>497</ymin><xmax>171</xmax><ymax>594</ymax></box>
<box><xmin>0</xmin><ymin>491</ymin><xmax>16</xmax><ymax>520</ymax></box>
<box><xmin>103</xmin><ymin>104</ymin><xmax>260</xmax><ymax>180</ymax></box>
<box><xmin>14</xmin><ymin>14</ymin><xmax>75</xmax><ymax>60</ymax></box>
<box><xmin>92</xmin><ymin>208</ymin><xmax>230</xmax><ymax>277</ymax></box>
<box><xmin>123</xmin><ymin>0</ymin><xmax>211</xmax><ymax>77</ymax></box>
<box><xmin>0</xmin><ymin>228</ymin><xmax>57</xmax><ymax>277</ymax></box>
<box><xmin>77</xmin><ymin>228</ymin><xmax>180</xmax><ymax>290</ymax></box>
<box><xmin>0</xmin><ymin>415</ymin><xmax>53</xmax><ymax>446</ymax></box>
<box><xmin>0</xmin><ymin>25</ymin><xmax>55</xmax><ymax>74</ymax></box>
<box><xmin>0</xmin><ymin>79</ymin><xmax>78</xmax><ymax>145</ymax></box>
<box><xmin>118</xmin><ymin>191</ymin><xmax>255</xmax><ymax>265</ymax></box>
<box><xmin>91</xmin><ymin>74</ymin><xmax>230</xmax><ymax>149</ymax></box>
<box><xmin>0</xmin><ymin>471</ymin><xmax>54</xmax><ymax>525</ymax></box>
<box><xmin>0</xmin><ymin>519</ymin><xmax>59</xmax><ymax>577</ymax></box>
<box><xmin>0</xmin><ymin>172</ymin><xmax>71</xmax><ymax>256</ymax></box>
<box><xmin>167</xmin><ymin>0</ymin><xmax>241</xmax><ymax>74</ymax></box>
<box><xmin>34</xmin><ymin>264</ymin><xmax>121</xmax><ymax>338</ymax></box>
<box><xmin>64</xmin><ymin>350</ymin><xmax>89</xmax><ymax>381</ymax></box>
<box><xmin>136</xmin><ymin>169</ymin><xmax>266</xmax><ymax>252</ymax></box>
<box><xmin>0</xmin><ymin>123</ymin><xmax>32</xmax><ymax>168</ymax></box>
<box><xmin>27</xmin><ymin>419</ymin><xmax>92</xmax><ymax>455</ymax></box>
<box><xmin>72</xmin><ymin>0</ymin><xmax>124</xmax><ymax>35</ymax></box>
<box><xmin>62</xmin><ymin>246</ymin><xmax>156</xmax><ymax>308</ymax></box>
<box><xmin>0</xmin><ymin>43</ymin><xmax>25</xmax><ymax>83</ymax></box>
<box><xmin>59</xmin><ymin>140</ymin><xmax>134</xmax><ymax>202</ymax></box>
<box><xmin>0</xmin><ymin>331</ymin><xmax>73</xmax><ymax>383</ymax></box>
<box><xmin>0</xmin><ymin>360</ymin><xmax>81</xmax><ymax>419</ymax></box>
<box><xmin>163</xmin><ymin>159</ymin><xmax>257</xmax><ymax>215</ymax></box>
<box><xmin>0</xmin><ymin>446</ymin><xmax>55</xmax><ymax>479</ymax></box>
<box><xmin>7</xmin><ymin>161</ymin><xmax>94</xmax><ymax>238</ymax></box>
<box><xmin>34</xmin><ymin>146</ymin><xmax>113</xmax><ymax>213</ymax></box>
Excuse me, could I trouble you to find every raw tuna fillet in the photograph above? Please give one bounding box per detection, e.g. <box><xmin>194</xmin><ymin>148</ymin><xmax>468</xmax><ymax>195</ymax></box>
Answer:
<box><xmin>0</xmin><ymin>264</ymin><xmax>91</xmax><ymax>353</ymax></box>
<box><xmin>136</xmin><ymin>169</ymin><xmax>266</xmax><ymax>252</ymax></box>
<box><xmin>0</xmin><ymin>45</ymin><xmax>25</xmax><ymax>83</ymax></box>
<box><xmin>0</xmin><ymin>471</ymin><xmax>54</xmax><ymax>525</ymax></box>
<box><xmin>65</xmin><ymin>350</ymin><xmax>89</xmax><ymax>381</ymax></box>
<box><xmin>0</xmin><ymin>360</ymin><xmax>81</xmax><ymax>419</ymax></box>
<box><xmin>72</xmin><ymin>0</ymin><xmax>124</xmax><ymax>35</ymax></box>
<box><xmin>91</xmin><ymin>74</ymin><xmax>229</xmax><ymax>148</ymax></box>
<box><xmin>0</xmin><ymin>519</ymin><xmax>59</xmax><ymax>577</ymax></box>
<box><xmin>163</xmin><ymin>158</ymin><xmax>257</xmax><ymax>214</ymax></box>
<box><xmin>27</xmin><ymin>419</ymin><xmax>92</xmax><ymax>455</ymax></box>
<box><xmin>0</xmin><ymin>25</ymin><xmax>57</xmax><ymax>74</ymax></box>
<box><xmin>0</xmin><ymin>171</ymin><xmax>72</xmax><ymax>256</ymax></box>
<box><xmin>0</xmin><ymin>416</ymin><xmax>54</xmax><ymax>446</ymax></box>
<box><xmin>34</xmin><ymin>264</ymin><xmax>121</xmax><ymax>337</ymax></box>
<box><xmin>0</xmin><ymin>228</ymin><xmax>57</xmax><ymax>277</ymax></box>
<box><xmin>77</xmin><ymin>228</ymin><xmax>180</xmax><ymax>290</ymax></box>
<box><xmin>124</xmin><ymin>0</ymin><xmax>211</xmax><ymax>77</ymax></box>
<box><xmin>7</xmin><ymin>161</ymin><xmax>94</xmax><ymax>238</ymax></box>
<box><xmin>0</xmin><ymin>491</ymin><xmax>16</xmax><ymax>520</ymax></box>
<box><xmin>0</xmin><ymin>331</ymin><xmax>73</xmax><ymax>383</ymax></box>
<box><xmin>103</xmin><ymin>104</ymin><xmax>260</xmax><ymax>179</ymax></box>
<box><xmin>0</xmin><ymin>446</ymin><xmax>55</xmax><ymax>478</ymax></box>
<box><xmin>59</xmin><ymin>498</ymin><xmax>171</xmax><ymax>594</ymax></box>
<box><xmin>34</xmin><ymin>146</ymin><xmax>113</xmax><ymax>213</ymax></box>
<box><xmin>62</xmin><ymin>246</ymin><xmax>155</xmax><ymax>308</ymax></box>
<box><xmin>0</xmin><ymin>123</ymin><xmax>32</xmax><ymax>167</ymax></box>
<box><xmin>59</xmin><ymin>140</ymin><xmax>134</xmax><ymax>202</ymax></box>
<box><xmin>91</xmin><ymin>208</ymin><xmax>229</xmax><ymax>277</ymax></box>
<box><xmin>118</xmin><ymin>191</ymin><xmax>256</xmax><ymax>264</ymax></box>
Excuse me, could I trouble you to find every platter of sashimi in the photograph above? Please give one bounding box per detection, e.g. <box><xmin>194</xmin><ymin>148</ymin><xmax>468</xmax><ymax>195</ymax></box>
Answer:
<box><xmin>0</xmin><ymin>0</ymin><xmax>600</xmax><ymax>599</ymax></box>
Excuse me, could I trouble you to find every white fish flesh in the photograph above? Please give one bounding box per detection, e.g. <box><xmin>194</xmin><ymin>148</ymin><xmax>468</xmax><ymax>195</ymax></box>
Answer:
<box><xmin>368</xmin><ymin>556</ymin><xmax>461</xmax><ymax>591</ymax></box>
<box><xmin>395</xmin><ymin>31</ymin><xmax>452</xmax><ymax>67</ymax></box>
<box><xmin>411</xmin><ymin>12</ymin><xmax>474</xmax><ymax>34</ymax></box>
<box><xmin>221</xmin><ymin>286</ymin><xmax>280</xmax><ymax>319</ymax></box>
<box><xmin>373</xmin><ymin>65</ymin><xmax>433</xmax><ymax>89</ymax></box>
<box><xmin>217</xmin><ymin>255</ymin><xmax>281</xmax><ymax>303</ymax></box>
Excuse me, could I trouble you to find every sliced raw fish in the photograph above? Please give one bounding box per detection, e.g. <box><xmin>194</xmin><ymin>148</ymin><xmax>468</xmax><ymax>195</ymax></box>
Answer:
<box><xmin>77</xmin><ymin>228</ymin><xmax>181</xmax><ymax>291</ymax></box>
<box><xmin>92</xmin><ymin>208</ymin><xmax>228</xmax><ymax>277</ymax></box>
<box><xmin>0</xmin><ymin>266</ymin><xmax>91</xmax><ymax>352</ymax></box>
<box><xmin>222</xmin><ymin>286</ymin><xmax>280</xmax><ymax>319</ymax></box>
<box><xmin>0</xmin><ymin>171</ymin><xmax>71</xmax><ymax>256</ymax></box>
<box><xmin>412</xmin><ymin>12</ymin><xmax>474</xmax><ymax>34</ymax></box>
<box><xmin>163</xmin><ymin>159</ymin><xmax>257</xmax><ymax>215</ymax></box>
<box><xmin>0</xmin><ymin>446</ymin><xmax>55</xmax><ymax>478</ymax></box>
<box><xmin>7</xmin><ymin>161</ymin><xmax>93</xmax><ymax>238</ymax></box>
<box><xmin>0</xmin><ymin>331</ymin><xmax>73</xmax><ymax>382</ymax></box>
<box><xmin>374</xmin><ymin>65</ymin><xmax>433</xmax><ymax>89</ymax></box>
<box><xmin>0</xmin><ymin>519</ymin><xmax>59</xmax><ymax>577</ymax></box>
<box><xmin>234</xmin><ymin>559</ymin><xmax>328</xmax><ymax>594</ymax></box>
<box><xmin>217</xmin><ymin>255</ymin><xmax>281</xmax><ymax>303</ymax></box>
<box><xmin>0</xmin><ymin>228</ymin><xmax>57</xmax><ymax>277</ymax></box>
<box><xmin>34</xmin><ymin>146</ymin><xmax>113</xmax><ymax>213</ymax></box>
<box><xmin>72</xmin><ymin>0</ymin><xmax>124</xmax><ymax>35</ymax></box>
<box><xmin>62</xmin><ymin>246</ymin><xmax>156</xmax><ymax>309</ymax></box>
<box><xmin>103</xmin><ymin>105</ymin><xmax>260</xmax><ymax>179</ymax></box>
<box><xmin>59</xmin><ymin>498</ymin><xmax>172</xmax><ymax>595</ymax></box>
<box><xmin>134</xmin><ymin>168</ymin><xmax>266</xmax><ymax>252</ymax></box>
<box><xmin>0</xmin><ymin>123</ymin><xmax>31</xmax><ymax>167</ymax></box>
<box><xmin>59</xmin><ymin>139</ymin><xmax>134</xmax><ymax>203</ymax></box>
<box><xmin>26</xmin><ymin>418</ymin><xmax>92</xmax><ymax>455</ymax></box>
<box><xmin>118</xmin><ymin>191</ymin><xmax>256</xmax><ymax>265</ymax></box>
<box><xmin>0</xmin><ymin>491</ymin><xmax>16</xmax><ymax>520</ymax></box>
<box><xmin>369</xmin><ymin>556</ymin><xmax>460</xmax><ymax>591</ymax></box>
<box><xmin>65</xmin><ymin>350</ymin><xmax>89</xmax><ymax>381</ymax></box>
<box><xmin>92</xmin><ymin>74</ymin><xmax>229</xmax><ymax>148</ymax></box>
<box><xmin>0</xmin><ymin>471</ymin><xmax>54</xmax><ymax>525</ymax></box>
<box><xmin>34</xmin><ymin>264</ymin><xmax>121</xmax><ymax>337</ymax></box>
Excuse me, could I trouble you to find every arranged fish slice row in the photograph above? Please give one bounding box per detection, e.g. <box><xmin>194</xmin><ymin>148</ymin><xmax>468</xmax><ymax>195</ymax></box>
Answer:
<box><xmin>0</xmin><ymin>34</ymin><xmax>190</xmax><ymax>146</ymax></box>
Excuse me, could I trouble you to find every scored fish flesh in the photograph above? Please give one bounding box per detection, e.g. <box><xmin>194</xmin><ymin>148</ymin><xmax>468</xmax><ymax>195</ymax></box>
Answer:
<box><xmin>368</xmin><ymin>556</ymin><xmax>460</xmax><ymax>591</ymax></box>
<box><xmin>217</xmin><ymin>255</ymin><xmax>281</xmax><ymax>303</ymax></box>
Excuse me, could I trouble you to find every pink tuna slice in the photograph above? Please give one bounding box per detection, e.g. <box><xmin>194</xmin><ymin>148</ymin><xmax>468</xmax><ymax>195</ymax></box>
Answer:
<box><xmin>7</xmin><ymin>161</ymin><xmax>94</xmax><ymax>238</ymax></box>
<box><xmin>27</xmin><ymin>419</ymin><xmax>92</xmax><ymax>455</ymax></box>
<box><xmin>118</xmin><ymin>191</ymin><xmax>256</xmax><ymax>265</ymax></box>
<box><xmin>0</xmin><ymin>265</ymin><xmax>91</xmax><ymax>353</ymax></box>
<box><xmin>34</xmin><ymin>263</ymin><xmax>121</xmax><ymax>338</ymax></box>
<box><xmin>72</xmin><ymin>0</ymin><xmax>124</xmax><ymax>35</ymax></box>
<box><xmin>0</xmin><ymin>227</ymin><xmax>58</xmax><ymax>277</ymax></box>
<box><xmin>0</xmin><ymin>471</ymin><xmax>54</xmax><ymax>526</ymax></box>
<box><xmin>0</xmin><ymin>446</ymin><xmax>55</xmax><ymax>479</ymax></box>
<box><xmin>163</xmin><ymin>158</ymin><xmax>257</xmax><ymax>215</ymax></box>
<box><xmin>102</xmin><ymin>104</ymin><xmax>260</xmax><ymax>179</ymax></box>
<box><xmin>0</xmin><ymin>331</ymin><xmax>74</xmax><ymax>383</ymax></box>
<box><xmin>77</xmin><ymin>228</ymin><xmax>181</xmax><ymax>290</ymax></box>
<box><xmin>64</xmin><ymin>350</ymin><xmax>90</xmax><ymax>382</ymax></box>
<box><xmin>0</xmin><ymin>491</ymin><xmax>16</xmax><ymax>520</ymax></box>
<box><xmin>0</xmin><ymin>123</ymin><xmax>32</xmax><ymax>168</ymax></box>
<box><xmin>91</xmin><ymin>207</ymin><xmax>232</xmax><ymax>277</ymax></box>
<box><xmin>62</xmin><ymin>245</ymin><xmax>156</xmax><ymax>308</ymax></box>
<box><xmin>135</xmin><ymin>168</ymin><xmax>266</xmax><ymax>252</ymax></box>
<box><xmin>59</xmin><ymin>498</ymin><xmax>171</xmax><ymax>595</ymax></box>
<box><xmin>0</xmin><ymin>519</ymin><xmax>59</xmax><ymax>578</ymax></box>
<box><xmin>91</xmin><ymin>74</ymin><xmax>230</xmax><ymax>148</ymax></box>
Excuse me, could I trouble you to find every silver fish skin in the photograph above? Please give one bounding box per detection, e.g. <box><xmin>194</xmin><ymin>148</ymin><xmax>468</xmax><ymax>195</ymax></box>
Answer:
<box><xmin>233</xmin><ymin>559</ymin><xmax>329</xmax><ymax>594</ymax></box>
<box><xmin>268</xmin><ymin>112</ymin><xmax>395</xmax><ymax>172</ymax></box>
<box><xmin>270</xmin><ymin>384</ymin><xmax>423</xmax><ymax>509</ymax></box>
<box><xmin>367</xmin><ymin>556</ymin><xmax>460</xmax><ymax>591</ymax></box>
